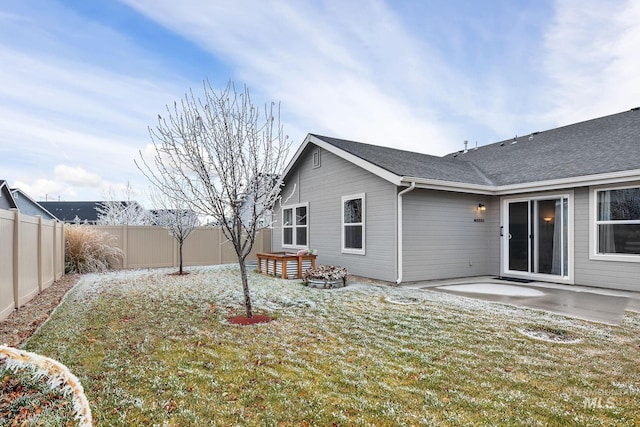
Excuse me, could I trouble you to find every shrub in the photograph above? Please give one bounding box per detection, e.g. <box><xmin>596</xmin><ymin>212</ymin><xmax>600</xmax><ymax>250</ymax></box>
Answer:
<box><xmin>64</xmin><ymin>225</ymin><xmax>124</xmax><ymax>274</ymax></box>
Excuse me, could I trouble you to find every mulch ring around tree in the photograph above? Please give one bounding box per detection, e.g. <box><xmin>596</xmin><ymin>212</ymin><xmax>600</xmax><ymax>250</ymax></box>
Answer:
<box><xmin>226</xmin><ymin>315</ymin><xmax>273</xmax><ymax>326</ymax></box>
<box><xmin>168</xmin><ymin>271</ymin><xmax>191</xmax><ymax>276</ymax></box>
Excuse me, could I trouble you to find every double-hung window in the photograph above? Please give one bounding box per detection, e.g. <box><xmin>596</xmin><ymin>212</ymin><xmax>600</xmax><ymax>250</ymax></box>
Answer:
<box><xmin>342</xmin><ymin>193</ymin><xmax>365</xmax><ymax>254</ymax></box>
<box><xmin>593</xmin><ymin>185</ymin><xmax>640</xmax><ymax>260</ymax></box>
<box><xmin>282</xmin><ymin>203</ymin><xmax>308</xmax><ymax>248</ymax></box>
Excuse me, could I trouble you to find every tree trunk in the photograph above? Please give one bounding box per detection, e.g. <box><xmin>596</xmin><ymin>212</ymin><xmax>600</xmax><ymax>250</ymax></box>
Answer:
<box><xmin>178</xmin><ymin>241</ymin><xmax>184</xmax><ymax>275</ymax></box>
<box><xmin>238</xmin><ymin>258</ymin><xmax>253</xmax><ymax>318</ymax></box>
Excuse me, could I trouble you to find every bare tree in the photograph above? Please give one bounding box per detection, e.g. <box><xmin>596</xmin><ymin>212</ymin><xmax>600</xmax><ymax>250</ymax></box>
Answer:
<box><xmin>150</xmin><ymin>191</ymin><xmax>200</xmax><ymax>275</ymax></box>
<box><xmin>137</xmin><ymin>80</ymin><xmax>290</xmax><ymax>318</ymax></box>
<box><xmin>97</xmin><ymin>182</ymin><xmax>151</xmax><ymax>225</ymax></box>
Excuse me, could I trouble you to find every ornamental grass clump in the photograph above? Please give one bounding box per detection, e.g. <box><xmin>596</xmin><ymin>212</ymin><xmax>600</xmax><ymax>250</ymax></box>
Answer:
<box><xmin>64</xmin><ymin>225</ymin><xmax>124</xmax><ymax>274</ymax></box>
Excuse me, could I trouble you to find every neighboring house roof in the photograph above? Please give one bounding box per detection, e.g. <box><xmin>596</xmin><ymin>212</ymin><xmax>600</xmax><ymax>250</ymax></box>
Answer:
<box><xmin>0</xmin><ymin>180</ymin><xmax>18</xmax><ymax>210</ymax></box>
<box><xmin>286</xmin><ymin>108</ymin><xmax>640</xmax><ymax>195</ymax></box>
<box><xmin>38</xmin><ymin>201</ymin><xmax>111</xmax><ymax>223</ymax></box>
<box><xmin>40</xmin><ymin>201</ymin><xmax>147</xmax><ymax>224</ymax></box>
<box><xmin>10</xmin><ymin>188</ymin><xmax>59</xmax><ymax>220</ymax></box>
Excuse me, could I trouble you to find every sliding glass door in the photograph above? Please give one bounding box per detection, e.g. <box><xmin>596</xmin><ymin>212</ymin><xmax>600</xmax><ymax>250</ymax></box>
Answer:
<box><xmin>508</xmin><ymin>202</ymin><xmax>529</xmax><ymax>272</ymax></box>
<box><xmin>504</xmin><ymin>195</ymin><xmax>570</xmax><ymax>280</ymax></box>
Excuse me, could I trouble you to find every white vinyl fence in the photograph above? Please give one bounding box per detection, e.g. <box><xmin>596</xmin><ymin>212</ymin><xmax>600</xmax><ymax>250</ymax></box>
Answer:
<box><xmin>93</xmin><ymin>225</ymin><xmax>272</xmax><ymax>270</ymax></box>
<box><xmin>1</xmin><ymin>209</ymin><xmax>65</xmax><ymax>321</ymax></box>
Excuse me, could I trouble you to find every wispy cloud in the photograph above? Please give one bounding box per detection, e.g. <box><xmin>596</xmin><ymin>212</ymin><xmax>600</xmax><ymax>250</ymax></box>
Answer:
<box><xmin>120</xmin><ymin>0</ymin><xmax>470</xmax><ymax>154</ymax></box>
<box><xmin>544</xmin><ymin>0</ymin><xmax>640</xmax><ymax>125</ymax></box>
<box><xmin>2</xmin><ymin>0</ymin><xmax>640</xmax><ymax>204</ymax></box>
<box><xmin>0</xmin><ymin>2</ymin><xmax>190</xmax><ymax>202</ymax></box>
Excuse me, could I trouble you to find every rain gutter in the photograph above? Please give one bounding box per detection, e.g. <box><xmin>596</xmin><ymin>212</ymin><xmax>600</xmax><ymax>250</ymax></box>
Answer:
<box><xmin>396</xmin><ymin>181</ymin><xmax>416</xmax><ymax>285</ymax></box>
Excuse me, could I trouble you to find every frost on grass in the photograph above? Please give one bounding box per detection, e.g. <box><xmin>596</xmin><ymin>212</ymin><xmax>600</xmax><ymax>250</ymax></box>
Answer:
<box><xmin>20</xmin><ymin>265</ymin><xmax>640</xmax><ymax>426</ymax></box>
<box><xmin>518</xmin><ymin>327</ymin><xmax>582</xmax><ymax>344</ymax></box>
<box><xmin>0</xmin><ymin>346</ymin><xmax>92</xmax><ymax>426</ymax></box>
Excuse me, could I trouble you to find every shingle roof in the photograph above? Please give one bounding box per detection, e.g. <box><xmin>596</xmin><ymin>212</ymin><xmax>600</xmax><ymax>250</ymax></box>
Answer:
<box><xmin>311</xmin><ymin>108</ymin><xmax>640</xmax><ymax>187</ymax></box>
<box><xmin>446</xmin><ymin>107</ymin><xmax>640</xmax><ymax>186</ymax></box>
<box><xmin>310</xmin><ymin>134</ymin><xmax>493</xmax><ymax>185</ymax></box>
<box><xmin>39</xmin><ymin>201</ymin><xmax>103</xmax><ymax>223</ymax></box>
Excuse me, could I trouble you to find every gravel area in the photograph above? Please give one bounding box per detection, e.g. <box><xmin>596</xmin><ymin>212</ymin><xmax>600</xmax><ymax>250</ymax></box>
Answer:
<box><xmin>0</xmin><ymin>274</ymin><xmax>80</xmax><ymax>347</ymax></box>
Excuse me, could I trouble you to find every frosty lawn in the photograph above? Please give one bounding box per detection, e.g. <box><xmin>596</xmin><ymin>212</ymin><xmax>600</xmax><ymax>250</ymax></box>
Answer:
<box><xmin>19</xmin><ymin>266</ymin><xmax>640</xmax><ymax>425</ymax></box>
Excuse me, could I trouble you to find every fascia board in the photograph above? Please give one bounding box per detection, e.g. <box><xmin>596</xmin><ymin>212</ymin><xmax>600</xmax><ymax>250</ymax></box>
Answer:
<box><xmin>281</xmin><ymin>135</ymin><xmax>312</xmax><ymax>180</ymax></box>
<box><xmin>494</xmin><ymin>169</ymin><xmax>640</xmax><ymax>195</ymax></box>
<box><xmin>404</xmin><ymin>169</ymin><xmax>640</xmax><ymax>196</ymax></box>
<box><xmin>404</xmin><ymin>178</ymin><xmax>495</xmax><ymax>195</ymax></box>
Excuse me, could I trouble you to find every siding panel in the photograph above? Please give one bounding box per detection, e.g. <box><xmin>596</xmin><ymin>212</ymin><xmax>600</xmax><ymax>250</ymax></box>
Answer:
<box><xmin>402</xmin><ymin>190</ymin><xmax>498</xmax><ymax>281</ymax></box>
<box><xmin>574</xmin><ymin>186</ymin><xmax>640</xmax><ymax>291</ymax></box>
<box><xmin>273</xmin><ymin>146</ymin><xmax>397</xmax><ymax>281</ymax></box>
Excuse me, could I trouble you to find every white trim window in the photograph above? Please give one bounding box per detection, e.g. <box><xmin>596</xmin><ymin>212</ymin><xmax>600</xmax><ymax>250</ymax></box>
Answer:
<box><xmin>592</xmin><ymin>185</ymin><xmax>640</xmax><ymax>261</ymax></box>
<box><xmin>342</xmin><ymin>193</ymin><xmax>365</xmax><ymax>254</ymax></box>
<box><xmin>282</xmin><ymin>203</ymin><xmax>308</xmax><ymax>248</ymax></box>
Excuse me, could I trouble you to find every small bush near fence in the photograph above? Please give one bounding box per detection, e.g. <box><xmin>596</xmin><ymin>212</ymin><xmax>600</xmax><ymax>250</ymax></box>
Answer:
<box><xmin>65</xmin><ymin>225</ymin><xmax>124</xmax><ymax>274</ymax></box>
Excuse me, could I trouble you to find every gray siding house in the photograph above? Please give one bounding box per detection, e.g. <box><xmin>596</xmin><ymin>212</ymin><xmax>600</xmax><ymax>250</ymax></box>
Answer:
<box><xmin>0</xmin><ymin>180</ymin><xmax>18</xmax><ymax>210</ymax></box>
<box><xmin>10</xmin><ymin>188</ymin><xmax>58</xmax><ymax>220</ymax></box>
<box><xmin>272</xmin><ymin>108</ymin><xmax>640</xmax><ymax>291</ymax></box>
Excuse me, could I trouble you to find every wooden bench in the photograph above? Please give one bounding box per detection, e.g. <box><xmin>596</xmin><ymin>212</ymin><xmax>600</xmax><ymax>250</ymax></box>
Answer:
<box><xmin>256</xmin><ymin>252</ymin><xmax>317</xmax><ymax>279</ymax></box>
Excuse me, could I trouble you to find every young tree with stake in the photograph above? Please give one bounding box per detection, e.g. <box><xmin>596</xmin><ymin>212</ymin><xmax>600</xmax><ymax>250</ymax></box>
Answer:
<box><xmin>137</xmin><ymin>80</ymin><xmax>290</xmax><ymax>318</ymax></box>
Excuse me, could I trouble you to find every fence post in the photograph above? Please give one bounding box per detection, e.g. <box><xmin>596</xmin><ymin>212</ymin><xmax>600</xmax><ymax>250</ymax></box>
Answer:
<box><xmin>55</xmin><ymin>221</ymin><xmax>62</xmax><ymax>279</ymax></box>
<box><xmin>122</xmin><ymin>224</ymin><xmax>128</xmax><ymax>270</ymax></box>
<box><xmin>218</xmin><ymin>228</ymin><xmax>223</xmax><ymax>265</ymax></box>
<box><xmin>11</xmin><ymin>209</ymin><xmax>20</xmax><ymax>309</ymax></box>
<box><xmin>54</xmin><ymin>221</ymin><xmax>64</xmax><ymax>279</ymax></box>
<box><xmin>37</xmin><ymin>216</ymin><xmax>43</xmax><ymax>292</ymax></box>
<box><xmin>173</xmin><ymin>233</ymin><xmax>178</xmax><ymax>268</ymax></box>
<box><xmin>53</xmin><ymin>220</ymin><xmax>58</xmax><ymax>279</ymax></box>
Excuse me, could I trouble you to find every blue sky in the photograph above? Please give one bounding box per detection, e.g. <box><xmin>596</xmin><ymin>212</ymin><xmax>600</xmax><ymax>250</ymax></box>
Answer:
<box><xmin>1</xmin><ymin>0</ymin><xmax>639</xmax><ymax>205</ymax></box>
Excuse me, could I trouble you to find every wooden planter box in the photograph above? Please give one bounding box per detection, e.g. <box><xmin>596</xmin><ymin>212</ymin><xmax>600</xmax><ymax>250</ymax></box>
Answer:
<box><xmin>256</xmin><ymin>252</ymin><xmax>317</xmax><ymax>279</ymax></box>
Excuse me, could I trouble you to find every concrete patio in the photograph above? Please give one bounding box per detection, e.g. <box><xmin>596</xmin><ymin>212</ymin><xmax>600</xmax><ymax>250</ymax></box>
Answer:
<box><xmin>405</xmin><ymin>276</ymin><xmax>640</xmax><ymax>325</ymax></box>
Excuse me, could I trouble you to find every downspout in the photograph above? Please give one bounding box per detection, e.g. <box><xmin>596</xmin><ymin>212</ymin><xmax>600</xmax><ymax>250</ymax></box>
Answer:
<box><xmin>396</xmin><ymin>181</ymin><xmax>416</xmax><ymax>285</ymax></box>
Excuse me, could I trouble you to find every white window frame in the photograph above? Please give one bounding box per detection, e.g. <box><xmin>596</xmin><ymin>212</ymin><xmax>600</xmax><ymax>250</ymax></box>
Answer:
<box><xmin>590</xmin><ymin>184</ymin><xmax>640</xmax><ymax>263</ymax></box>
<box><xmin>341</xmin><ymin>193</ymin><xmax>365</xmax><ymax>255</ymax></box>
<box><xmin>281</xmin><ymin>202</ymin><xmax>309</xmax><ymax>249</ymax></box>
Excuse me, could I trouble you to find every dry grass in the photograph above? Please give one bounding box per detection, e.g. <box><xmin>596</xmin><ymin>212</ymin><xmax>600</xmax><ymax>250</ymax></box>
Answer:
<box><xmin>0</xmin><ymin>274</ymin><xmax>80</xmax><ymax>348</ymax></box>
<box><xmin>16</xmin><ymin>266</ymin><xmax>640</xmax><ymax>426</ymax></box>
<box><xmin>64</xmin><ymin>225</ymin><xmax>124</xmax><ymax>274</ymax></box>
